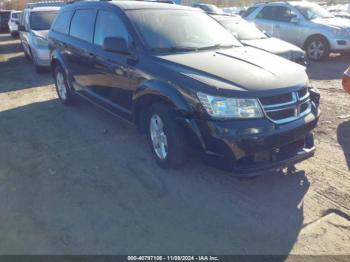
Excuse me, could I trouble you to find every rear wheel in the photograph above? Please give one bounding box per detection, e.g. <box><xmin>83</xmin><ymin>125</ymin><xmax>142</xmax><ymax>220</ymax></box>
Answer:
<box><xmin>147</xmin><ymin>103</ymin><xmax>188</xmax><ymax>169</ymax></box>
<box><xmin>305</xmin><ymin>36</ymin><xmax>330</xmax><ymax>61</ymax></box>
<box><xmin>54</xmin><ymin>65</ymin><xmax>75</xmax><ymax>105</ymax></box>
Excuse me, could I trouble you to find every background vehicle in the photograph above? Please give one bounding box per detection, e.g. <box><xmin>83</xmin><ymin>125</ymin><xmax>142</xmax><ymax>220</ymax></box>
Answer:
<box><xmin>343</xmin><ymin>66</ymin><xmax>350</xmax><ymax>94</ymax></box>
<box><xmin>212</xmin><ymin>14</ymin><xmax>308</xmax><ymax>66</ymax></box>
<box><xmin>19</xmin><ymin>5</ymin><xmax>60</xmax><ymax>73</ymax></box>
<box><xmin>192</xmin><ymin>3</ymin><xmax>223</xmax><ymax>15</ymax></box>
<box><xmin>49</xmin><ymin>1</ymin><xmax>320</xmax><ymax>174</ymax></box>
<box><xmin>244</xmin><ymin>1</ymin><xmax>350</xmax><ymax>61</ymax></box>
<box><xmin>0</xmin><ymin>10</ymin><xmax>11</xmax><ymax>32</ymax></box>
<box><xmin>8</xmin><ymin>10</ymin><xmax>22</xmax><ymax>38</ymax></box>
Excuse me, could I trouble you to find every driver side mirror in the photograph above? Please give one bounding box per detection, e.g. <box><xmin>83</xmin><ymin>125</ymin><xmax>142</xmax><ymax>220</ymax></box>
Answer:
<box><xmin>103</xmin><ymin>37</ymin><xmax>130</xmax><ymax>55</ymax></box>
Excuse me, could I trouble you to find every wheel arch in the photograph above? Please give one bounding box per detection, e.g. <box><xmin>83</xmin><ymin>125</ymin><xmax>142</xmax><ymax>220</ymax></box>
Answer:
<box><xmin>303</xmin><ymin>33</ymin><xmax>330</xmax><ymax>50</ymax></box>
<box><xmin>132</xmin><ymin>80</ymin><xmax>194</xmax><ymax>133</ymax></box>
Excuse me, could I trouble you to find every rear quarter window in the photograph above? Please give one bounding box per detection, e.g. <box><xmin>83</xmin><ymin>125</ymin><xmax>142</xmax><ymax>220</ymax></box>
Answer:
<box><xmin>52</xmin><ymin>10</ymin><xmax>74</xmax><ymax>34</ymax></box>
<box><xmin>70</xmin><ymin>9</ymin><xmax>96</xmax><ymax>42</ymax></box>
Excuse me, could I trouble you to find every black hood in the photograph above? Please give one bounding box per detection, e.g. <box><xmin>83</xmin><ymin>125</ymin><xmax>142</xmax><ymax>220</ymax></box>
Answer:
<box><xmin>154</xmin><ymin>46</ymin><xmax>308</xmax><ymax>93</ymax></box>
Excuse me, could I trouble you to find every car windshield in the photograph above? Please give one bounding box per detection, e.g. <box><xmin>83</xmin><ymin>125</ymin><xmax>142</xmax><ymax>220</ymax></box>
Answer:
<box><xmin>127</xmin><ymin>9</ymin><xmax>242</xmax><ymax>51</ymax></box>
<box><xmin>12</xmin><ymin>12</ymin><xmax>20</xmax><ymax>19</ymax></box>
<box><xmin>219</xmin><ymin>19</ymin><xmax>267</xmax><ymax>40</ymax></box>
<box><xmin>294</xmin><ymin>3</ymin><xmax>334</xmax><ymax>20</ymax></box>
<box><xmin>29</xmin><ymin>11</ymin><xmax>58</xmax><ymax>30</ymax></box>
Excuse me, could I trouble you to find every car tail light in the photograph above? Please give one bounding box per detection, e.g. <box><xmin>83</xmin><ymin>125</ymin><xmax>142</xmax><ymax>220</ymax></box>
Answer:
<box><xmin>343</xmin><ymin>66</ymin><xmax>350</xmax><ymax>94</ymax></box>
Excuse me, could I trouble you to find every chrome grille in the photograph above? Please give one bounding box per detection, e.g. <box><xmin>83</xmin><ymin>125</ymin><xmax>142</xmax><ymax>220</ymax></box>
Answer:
<box><xmin>260</xmin><ymin>87</ymin><xmax>311</xmax><ymax>124</ymax></box>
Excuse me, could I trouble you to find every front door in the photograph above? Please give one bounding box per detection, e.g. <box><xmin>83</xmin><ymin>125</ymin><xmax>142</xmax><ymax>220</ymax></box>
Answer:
<box><xmin>89</xmin><ymin>9</ymin><xmax>135</xmax><ymax>114</ymax></box>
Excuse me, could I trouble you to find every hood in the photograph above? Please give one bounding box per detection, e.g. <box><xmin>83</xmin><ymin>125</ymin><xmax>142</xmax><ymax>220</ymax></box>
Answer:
<box><xmin>312</xmin><ymin>17</ymin><xmax>350</xmax><ymax>30</ymax></box>
<box><xmin>154</xmin><ymin>47</ymin><xmax>307</xmax><ymax>93</ymax></box>
<box><xmin>241</xmin><ymin>37</ymin><xmax>304</xmax><ymax>56</ymax></box>
<box><xmin>32</xmin><ymin>30</ymin><xmax>49</xmax><ymax>39</ymax></box>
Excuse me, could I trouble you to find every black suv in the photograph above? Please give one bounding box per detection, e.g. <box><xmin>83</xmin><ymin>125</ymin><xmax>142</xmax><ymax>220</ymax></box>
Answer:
<box><xmin>48</xmin><ymin>1</ymin><xmax>320</xmax><ymax>175</ymax></box>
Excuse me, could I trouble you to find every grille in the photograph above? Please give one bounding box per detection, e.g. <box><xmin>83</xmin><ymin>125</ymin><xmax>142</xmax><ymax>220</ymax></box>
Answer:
<box><xmin>260</xmin><ymin>87</ymin><xmax>311</xmax><ymax>124</ymax></box>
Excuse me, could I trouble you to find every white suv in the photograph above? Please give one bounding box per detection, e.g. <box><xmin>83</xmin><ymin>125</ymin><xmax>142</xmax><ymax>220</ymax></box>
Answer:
<box><xmin>8</xmin><ymin>11</ymin><xmax>22</xmax><ymax>38</ymax></box>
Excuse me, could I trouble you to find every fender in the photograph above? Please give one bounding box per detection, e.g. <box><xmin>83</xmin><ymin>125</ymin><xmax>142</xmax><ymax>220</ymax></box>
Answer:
<box><xmin>132</xmin><ymin>79</ymin><xmax>194</xmax><ymax>116</ymax></box>
<box><xmin>50</xmin><ymin>49</ymin><xmax>75</xmax><ymax>91</ymax></box>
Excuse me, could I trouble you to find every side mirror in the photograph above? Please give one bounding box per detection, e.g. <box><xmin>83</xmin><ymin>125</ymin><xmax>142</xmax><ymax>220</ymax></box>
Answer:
<box><xmin>103</xmin><ymin>37</ymin><xmax>130</xmax><ymax>55</ymax></box>
<box><xmin>18</xmin><ymin>25</ymin><xmax>25</xmax><ymax>31</ymax></box>
<box><xmin>290</xmin><ymin>17</ymin><xmax>300</xmax><ymax>24</ymax></box>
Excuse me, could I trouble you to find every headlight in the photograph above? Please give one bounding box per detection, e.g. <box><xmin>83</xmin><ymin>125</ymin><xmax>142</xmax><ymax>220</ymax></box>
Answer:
<box><xmin>197</xmin><ymin>92</ymin><xmax>263</xmax><ymax>119</ymax></box>
<box><xmin>331</xmin><ymin>28</ymin><xmax>349</xmax><ymax>37</ymax></box>
<box><xmin>33</xmin><ymin>35</ymin><xmax>48</xmax><ymax>47</ymax></box>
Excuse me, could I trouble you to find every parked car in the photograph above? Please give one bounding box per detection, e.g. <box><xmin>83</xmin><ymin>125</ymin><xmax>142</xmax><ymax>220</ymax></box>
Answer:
<box><xmin>244</xmin><ymin>1</ymin><xmax>350</xmax><ymax>61</ymax></box>
<box><xmin>212</xmin><ymin>14</ymin><xmax>308</xmax><ymax>66</ymax></box>
<box><xmin>49</xmin><ymin>1</ymin><xmax>320</xmax><ymax>174</ymax></box>
<box><xmin>8</xmin><ymin>11</ymin><xmax>22</xmax><ymax>38</ymax></box>
<box><xmin>193</xmin><ymin>3</ymin><xmax>223</xmax><ymax>15</ymax></box>
<box><xmin>0</xmin><ymin>10</ymin><xmax>11</xmax><ymax>32</ymax></box>
<box><xmin>343</xmin><ymin>66</ymin><xmax>350</xmax><ymax>94</ymax></box>
<box><xmin>19</xmin><ymin>5</ymin><xmax>60</xmax><ymax>73</ymax></box>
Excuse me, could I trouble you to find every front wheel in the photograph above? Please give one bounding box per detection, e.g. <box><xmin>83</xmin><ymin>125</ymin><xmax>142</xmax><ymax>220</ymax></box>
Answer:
<box><xmin>305</xmin><ymin>37</ymin><xmax>330</xmax><ymax>61</ymax></box>
<box><xmin>54</xmin><ymin>66</ymin><xmax>75</xmax><ymax>105</ymax></box>
<box><xmin>147</xmin><ymin>103</ymin><xmax>188</xmax><ymax>169</ymax></box>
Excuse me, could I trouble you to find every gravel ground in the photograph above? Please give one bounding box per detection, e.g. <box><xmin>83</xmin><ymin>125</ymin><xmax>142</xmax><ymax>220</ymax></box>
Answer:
<box><xmin>0</xmin><ymin>33</ymin><xmax>349</xmax><ymax>256</ymax></box>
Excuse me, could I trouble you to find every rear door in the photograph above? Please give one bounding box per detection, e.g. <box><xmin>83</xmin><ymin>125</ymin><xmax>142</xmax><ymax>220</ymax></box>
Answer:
<box><xmin>253</xmin><ymin>6</ymin><xmax>278</xmax><ymax>37</ymax></box>
<box><xmin>270</xmin><ymin>6</ymin><xmax>302</xmax><ymax>46</ymax></box>
<box><xmin>65</xmin><ymin>8</ymin><xmax>97</xmax><ymax>89</ymax></box>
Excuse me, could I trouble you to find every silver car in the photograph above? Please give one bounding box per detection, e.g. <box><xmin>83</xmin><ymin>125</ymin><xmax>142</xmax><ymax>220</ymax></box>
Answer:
<box><xmin>244</xmin><ymin>1</ymin><xmax>350</xmax><ymax>61</ymax></box>
<box><xmin>212</xmin><ymin>14</ymin><xmax>307</xmax><ymax>66</ymax></box>
<box><xmin>19</xmin><ymin>6</ymin><xmax>60</xmax><ymax>73</ymax></box>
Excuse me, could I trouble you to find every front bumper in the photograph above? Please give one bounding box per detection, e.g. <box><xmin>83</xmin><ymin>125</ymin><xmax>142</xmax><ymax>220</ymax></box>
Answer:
<box><xmin>181</xmin><ymin>104</ymin><xmax>320</xmax><ymax>175</ymax></box>
<box><xmin>329</xmin><ymin>36</ymin><xmax>350</xmax><ymax>51</ymax></box>
<box><xmin>31</xmin><ymin>46</ymin><xmax>50</xmax><ymax>67</ymax></box>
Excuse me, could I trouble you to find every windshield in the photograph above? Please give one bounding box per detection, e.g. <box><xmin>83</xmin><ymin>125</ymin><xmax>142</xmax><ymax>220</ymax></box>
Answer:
<box><xmin>219</xmin><ymin>19</ymin><xmax>267</xmax><ymax>40</ymax></box>
<box><xmin>127</xmin><ymin>9</ymin><xmax>241</xmax><ymax>51</ymax></box>
<box><xmin>29</xmin><ymin>11</ymin><xmax>58</xmax><ymax>30</ymax></box>
<box><xmin>294</xmin><ymin>3</ymin><xmax>334</xmax><ymax>20</ymax></box>
<box><xmin>12</xmin><ymin>12</ymin><xmax>21</xmax><ymax>19</ymax></box>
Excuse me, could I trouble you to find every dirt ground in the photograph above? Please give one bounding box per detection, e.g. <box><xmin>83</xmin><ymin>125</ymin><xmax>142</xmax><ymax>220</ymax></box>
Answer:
<box><xmin>0</xmin><ymin>33</ymin><xmax>349</xmax><ymax>257</ymax></box>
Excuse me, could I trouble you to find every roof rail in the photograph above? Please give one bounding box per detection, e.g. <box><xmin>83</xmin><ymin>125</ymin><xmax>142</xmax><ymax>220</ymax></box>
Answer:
<box><xmin>25</xmin><ymin>1</ymin><xmax>65</xmax><ymax>9</ymax></box>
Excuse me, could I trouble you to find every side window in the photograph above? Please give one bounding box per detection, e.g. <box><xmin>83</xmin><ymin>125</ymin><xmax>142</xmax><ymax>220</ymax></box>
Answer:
<box><xmin>94</xmin><ymin>10</ymin><xmax>130</xmax><ymax>47</ymax></box>
<box><xmin>52</xmin><ymin>10</ymin><xmax>74</xmax><ymax>34</ymax></box>
<box><xmin>70</xmin><ymin>9</ymin><xmax>96</xmax><ymax>42</ymax></box>
<box><xmin>256</xmin><ymin>6</ymin><xmax>277</xmax><ymax>20</ymax></box>
<box><xmin>274</xmin><ymin>7</ymin><xmax>297</xmax><ymax>22</ymax></box>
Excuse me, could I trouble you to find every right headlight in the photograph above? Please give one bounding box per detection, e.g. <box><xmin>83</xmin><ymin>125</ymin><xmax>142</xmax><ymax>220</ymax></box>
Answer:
<box><xmin>197</xmin><ymin>92</ymin><xmax>263</xmax><ymax>119</ymax></box>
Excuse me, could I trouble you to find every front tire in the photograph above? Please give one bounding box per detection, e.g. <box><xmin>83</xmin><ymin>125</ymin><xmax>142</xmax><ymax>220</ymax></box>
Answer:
<box><xmin>54</xmin><ymin>65</ymin><xmax>75</xmax><ymax>105</ymax></box>
<box><xmin>305</xmin><ymin>36</ymin><xmax>330</xmax><ymax>61</ymax></box>
<box><xmin>147</xmin><ymin>103</ymin><xmax>188</xmax><ymax>169</ymax></box>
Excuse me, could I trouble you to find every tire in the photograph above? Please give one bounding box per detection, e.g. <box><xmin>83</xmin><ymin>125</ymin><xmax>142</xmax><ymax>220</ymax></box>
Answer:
<box><xmin>305</xmin><ymin>36</ymin><xmax>330</xmax><ymax>61</ymax></box>
<box><xmin>23</xmin><ymin>47</ymin><xmax>31</xmax><ymax>61</ymax></box>
<box><xmin>54</xmin><ymin>65</ymin><xmax>75</xmax><ymax>105</ymax></box>
<box><xmin>147</xmin><ymin>103</ymin><xmax>188</xmax><ymax>169</ymax></box>
<box><xmin>10</xmin><ymin>32</ymin><xmax>17</xmax><ymax>38</ymax></box>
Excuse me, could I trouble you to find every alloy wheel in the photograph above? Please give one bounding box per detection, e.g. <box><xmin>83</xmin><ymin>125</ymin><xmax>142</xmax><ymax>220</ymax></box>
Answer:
<box><xmin>150</xmin><ymin>114</ymin><xmax>168</xmax><ymax>160</ymax></box>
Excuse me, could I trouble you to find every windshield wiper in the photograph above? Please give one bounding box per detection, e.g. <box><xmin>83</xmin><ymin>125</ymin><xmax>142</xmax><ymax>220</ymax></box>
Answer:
<box><xmin>150</xmin><ymin>46</ymin><xmax>197</xmax><ymax>52</ymax></box>
<box><xmin>197</xmin><ymin>43</ymin><xmax>236</xmax><ymax>51</ymax></box>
